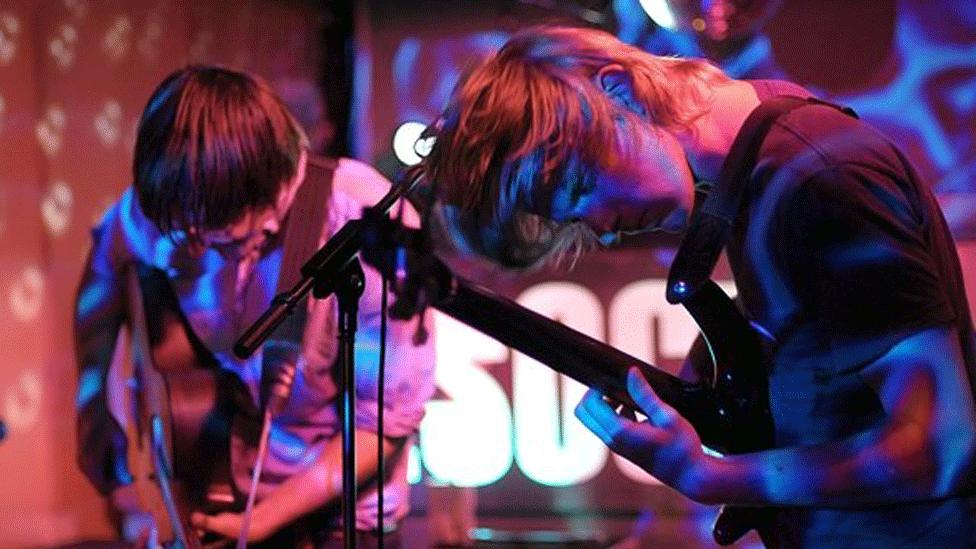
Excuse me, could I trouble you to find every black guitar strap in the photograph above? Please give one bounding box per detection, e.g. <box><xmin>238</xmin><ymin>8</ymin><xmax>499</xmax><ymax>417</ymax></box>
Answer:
<box><xmin>666</xmin><ymin>96</ymin><xmax>858</xmax><ymax>304</ymax></box>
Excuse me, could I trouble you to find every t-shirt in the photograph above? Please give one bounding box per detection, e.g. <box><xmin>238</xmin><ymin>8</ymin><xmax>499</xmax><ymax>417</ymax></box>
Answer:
<box><xmin>726</xmin><ymin>80</ymin><xmax>976</xmax><ymax>547</ymax></box>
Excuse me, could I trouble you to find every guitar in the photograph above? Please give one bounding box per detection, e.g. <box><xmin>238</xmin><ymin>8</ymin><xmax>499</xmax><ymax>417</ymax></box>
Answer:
<box><xmin>110</xmin><ymin>264</ymin><xmax>247</xmax><ymax>548</ymax></box>
<box><xmin>381</xmin><ymin>236</ymin><xmax>775</xmax><ymax>545</ymax></box>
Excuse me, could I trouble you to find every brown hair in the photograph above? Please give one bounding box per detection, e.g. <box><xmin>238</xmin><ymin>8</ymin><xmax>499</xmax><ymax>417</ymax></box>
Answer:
<box><xmin>133</xmin><ymin>66</ymin><xmax>308</xmax><ymax>241</ymax></box>
<box><xmin>419</xmin><ymin>25</ymin><xmax>727</xmax><ymax>268</ymax></box>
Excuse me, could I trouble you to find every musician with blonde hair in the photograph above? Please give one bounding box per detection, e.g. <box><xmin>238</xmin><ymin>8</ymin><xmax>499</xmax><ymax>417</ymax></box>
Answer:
<box><xmin>418</xmin><ymin>26</ymin><xmax>976</xmax><ymax>547</ymax></box>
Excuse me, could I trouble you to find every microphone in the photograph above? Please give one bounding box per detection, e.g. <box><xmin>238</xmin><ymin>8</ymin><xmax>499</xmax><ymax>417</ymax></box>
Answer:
<box><xmin>261</xmin><ymin>342</ymin><xmax>299</xmax><ymax>416</ymax></box>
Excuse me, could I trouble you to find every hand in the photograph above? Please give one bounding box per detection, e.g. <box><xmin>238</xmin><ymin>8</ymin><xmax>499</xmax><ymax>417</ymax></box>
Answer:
<box><xmin>191</xmin><ymin>510</ymin><xmax>271</xmax><ymax>544</ymax></box>
<box><xmin>110</xmin><ymin>485</ymin><xmax>159</xmax><ymax>549</ymax></box>
<box><xmin>575</xmin><ymin>367</ymin><xmax>712</xmax><ymax>499</ymax></box>
<box><xmin>120</xmin><ymin>511</ymin><xmax>159</xmax><ymax>549</ymax></box>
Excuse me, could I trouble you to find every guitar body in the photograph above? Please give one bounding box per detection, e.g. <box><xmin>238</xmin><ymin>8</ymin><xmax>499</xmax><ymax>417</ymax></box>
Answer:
<box><xmin>114</xmin><ymin>264</ymin><xmax>245</xmax><ymax>548</ymax></box>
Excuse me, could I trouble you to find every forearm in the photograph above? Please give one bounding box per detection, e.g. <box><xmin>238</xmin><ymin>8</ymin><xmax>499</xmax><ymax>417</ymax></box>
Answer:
<box><xmin>691</xmin><ymin>419</ymin><xmax>937</xmax><ymax>507</ymax></box>
<box><xmin>693</xmin><ymin>327</ymin><xmax>976</xmax><ymax>508</ymax></box>
<box><xmin>251</xmin><ymin>429</ymin><xmax>403</xmax><ymax>534</ymax></box>
<box><xmin>75</xmin><ymin>259</ymin><xmax>129</xmax><ymax>492</ymax></box>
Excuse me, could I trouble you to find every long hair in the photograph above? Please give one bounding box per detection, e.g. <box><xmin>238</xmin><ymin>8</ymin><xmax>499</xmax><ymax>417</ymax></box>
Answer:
<box><xmin>133</xmin><ymin>66</ymin><xmax>308</xmax><ymax>241</ymax></box>
<box><xmin>419</xmin><ymin>25</ymin><xmax>728</xmax><ymax>268</ymax></box>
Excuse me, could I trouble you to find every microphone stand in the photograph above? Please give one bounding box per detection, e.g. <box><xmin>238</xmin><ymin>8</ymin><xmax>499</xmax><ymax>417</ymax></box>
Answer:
<box><xmin>325</xmin><ymin>258</ymin><xmax>365</xmax><ymax>549</ymax></box>
<box><xmin>234</xmin><ymin>177</ymin><xmax>417</xmax><ymax>549</ymax></box>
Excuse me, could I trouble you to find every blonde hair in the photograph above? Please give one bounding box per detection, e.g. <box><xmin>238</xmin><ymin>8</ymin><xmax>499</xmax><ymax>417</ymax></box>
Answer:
<box><xmin>419</xmin><ymin>25</ymin><xmax>728</xmax><ymax>268</ymax></box>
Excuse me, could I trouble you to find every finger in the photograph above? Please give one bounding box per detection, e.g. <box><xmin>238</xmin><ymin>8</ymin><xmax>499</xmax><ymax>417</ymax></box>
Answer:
<box><xmin>578</xmin><ymin>392</ymin><xmax>676</xmax><ymax>478</ymax></box>
<box><xmin>135</xmin><ymin>528</ymin><xmax>149</xmax><ymax>549</ymax></box>
<box><xmin>575</xmin><ymin>390</ymin><xmax>616</xmax><ymax>444</ymax></box>
<box><xmin>190</xmin><ymin>511</ymin><xmax>208</xmax><ymax>530</ymax></box>
<box><xmin>616</xmin><ymin>402</ymin><xmax>638</xmax><ymax>421</ymax></box>
<box><xmin>627</xmin><ymin>367</ymin><xmax>678</xmax><ymax>428</ymax></box>
<box><xmin>585</xmin><ymin>406</ymin><xmax>671</xmax><ymax>463</ymax></box>
<box><xmin>577</xmin><ymin>388</ymin><xmax>664</xmax><ymax>457</ymax></box>
<box><xmin>596</xmin><ymin>394</ymin><xmax>637</xmax><ymax>420</ymax></box>
<box><xmin>194</xmin><ymin>512</ymin><xmax>240</xmax><ymax>538</ymax></box>
<box><xmin>578</xmin><ymin>388</ymin><xmax>635</xmax><ymax>431</ymax></box>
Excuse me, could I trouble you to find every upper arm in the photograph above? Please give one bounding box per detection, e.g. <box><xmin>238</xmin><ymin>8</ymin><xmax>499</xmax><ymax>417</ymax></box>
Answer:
<box><xmin>859</xmin><ymin>325</ymin><xmax>976</xmax><ymax>496</ymax></box>
<box><xmin>75</xmin><ymin>199</ymin><xmax>133</xmax><ymax>405</ymax></box>
<box><xmin>333</xmin><ymin>158</ymin><xmax>422</xmax><ymax>228</ymax></box>
<box><xmin>773</xmin><ymin>164</ymin><xmax>957</xmax><ymax>370</ymax></box>
<box><xmin>74</xmin><ymin>251</ymin><xmax>128</xmax><ymax>442</ymax></box>
<box><xmin>74</xmin><ymin>249</ymin><xmax>125</xmax><ymax>376</ymax></box>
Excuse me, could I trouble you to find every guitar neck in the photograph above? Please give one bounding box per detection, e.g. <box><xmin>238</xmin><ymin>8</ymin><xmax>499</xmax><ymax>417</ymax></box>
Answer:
<box><xmin>433</xmin><ymin>276</ymin><xmax>708</xmax><ymax>418</ymax></box>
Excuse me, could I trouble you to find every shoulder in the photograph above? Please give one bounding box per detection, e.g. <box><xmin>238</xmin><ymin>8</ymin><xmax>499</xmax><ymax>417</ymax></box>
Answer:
<box><xmin>328</xmin><ymin>157</ymin><xmax>421</xmax><ymax>227</ymax></box>
<box><xmin>766</xmin><ymin>102</ymin><xmax>904</xmax><ymax>178</ymax></box>
<box><xmin>748</xmin><ymin>79</ymin><xmax>815</xmax><ymax>100</ymax></box>
<box><xmin>89</xmin><ymin>187</ymin><xmax>166</xmax><ymax>272</ymax></box>
<box><xmin>332</xmin><ymin>157</ymin><xmax>394</xmax><ymax>205</ymax></box>
<box><xmin>96</xmin><ymin>187</ymin><xmax>154</xmax><ymax>241</ymax></box>
<box><xmin>765</xmin><ymin>162</ymin><xmax>914</xmax><ymax>228</ymax></box>
<box><xmin>754</xmin><ymin>101</ymin><xmax>919</xmax><ymax>216</ymax></box>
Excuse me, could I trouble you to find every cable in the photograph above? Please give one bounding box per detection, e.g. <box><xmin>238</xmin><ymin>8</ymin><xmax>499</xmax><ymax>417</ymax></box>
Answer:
<box><xmin>237</xmin><ymin>358</ymin><xmax>296</xmax><ymax>548</ymax></box>
<box><xmin>377</xmin><ymin>271</ymin><xmax>388</xmax><ymax>547</ymax></box>
<box><xmin>237</xmin><ymin>408</ymin><xmax>274</xmax><ymax>549</ymax></box>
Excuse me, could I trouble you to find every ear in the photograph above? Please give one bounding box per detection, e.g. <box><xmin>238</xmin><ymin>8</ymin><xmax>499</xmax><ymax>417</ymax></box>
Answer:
<box><xmin>596</xmin><ymin>64</ymin><xmax>647</xmax><ymax>117</ymax></box>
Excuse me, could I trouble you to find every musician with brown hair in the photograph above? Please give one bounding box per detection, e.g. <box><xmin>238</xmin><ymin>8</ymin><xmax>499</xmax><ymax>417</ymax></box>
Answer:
<box><xmin>74</xmin><ymin>66</ymin><xmax>434</xmax><ymax>548</ymax></box>
<box><xmin>415</xmin><ymin>26</ymin><xmax>976</xmax><ymax>547</ymax></box>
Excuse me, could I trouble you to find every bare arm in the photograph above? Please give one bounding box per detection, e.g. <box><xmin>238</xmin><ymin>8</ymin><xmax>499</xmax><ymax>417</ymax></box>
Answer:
<box><xmin>249</xmin><ymin>431</ymin><xmax>404</xmax><ymax>537</ymax></box>
<box><xmin>577</xmin><ymin>325</ymin><xmax>976</xmax><ymax>506</ymax></box>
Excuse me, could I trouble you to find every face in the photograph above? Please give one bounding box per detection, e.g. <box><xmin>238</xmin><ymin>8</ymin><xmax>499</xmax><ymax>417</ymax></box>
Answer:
<box><xmin>181</xmin><ymin>149</ymin><xmax>307</xmax><ymax>260</ymax></box>
<box><xmin>185</xmin><ymin>205</ymin><xmax>282</xmax><ymax>260</ymax></box>
<box><xmin>551</xmin><ymin>121</ymin><xmax>696</xmax><ymax>245</ymax></box>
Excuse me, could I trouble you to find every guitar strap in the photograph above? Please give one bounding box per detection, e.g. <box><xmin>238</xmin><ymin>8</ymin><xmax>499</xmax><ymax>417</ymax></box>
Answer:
<box><xmin>269</xmin><ymin>155</ymin><xmax>337</xmax><ymax>341</ymax></box>
<box><xmin>666</xmin><ymin>95</ymin><xmax>858</xmax><ymax>305</ymax></box>
<box><xmin>255</xmin><ymin>155</ymin><xmax>336</xmax><ymax>413</ymax></box>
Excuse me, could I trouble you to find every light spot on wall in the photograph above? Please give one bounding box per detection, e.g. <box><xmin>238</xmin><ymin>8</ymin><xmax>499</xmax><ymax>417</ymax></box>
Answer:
<box><xmin>102</xmin><ymin>16</ymin><xmax>132</xmax><ymax>62</ymax></box>
<box><xmin>41</xmin><ymin>180</ymin><xmax>73</xmax><ymax>236</ymax></box>
<box><xmin>49</xmin><ymin>23</ymin><xmax>78</xmax><ymax>71</ymax></box>
<box><xmin>3</xmin><ymin>369</ymin><xmax>43</xmax><ymax>432</ymax></box>
<box><xmin>94</xmin><ymin>99</ymin><xmax>122</xmax><ymax>147</ymax></box>
<box><xmin>0</xmin><ymin>12</ymin><xmax>20</xmax><ymax>65</ymax></box>
<box><xmin>138</xmin><ymin>11</ymin><xmax>164</xmax><ymax>61</ymax></box>
<box><xmin>63</xmin><ymin>0</ymin><xmax>89</xmax><ymax>20</ymax></box>
<box><xmin>35</xmin><ymin>104</ymin><xmax>66</xmax><ymax>158</ymax></box>
<box><xmin>9</xmin><ymin>265</ymin><xmax>44</xmax><ymax>322</ymax></box>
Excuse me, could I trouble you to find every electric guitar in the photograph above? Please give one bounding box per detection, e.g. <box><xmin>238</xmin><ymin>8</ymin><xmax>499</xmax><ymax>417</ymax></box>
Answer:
<box><xmin>382</xmin><ymin>238</ymin><xmax>775</xmax><ymax>545</ymax></box>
